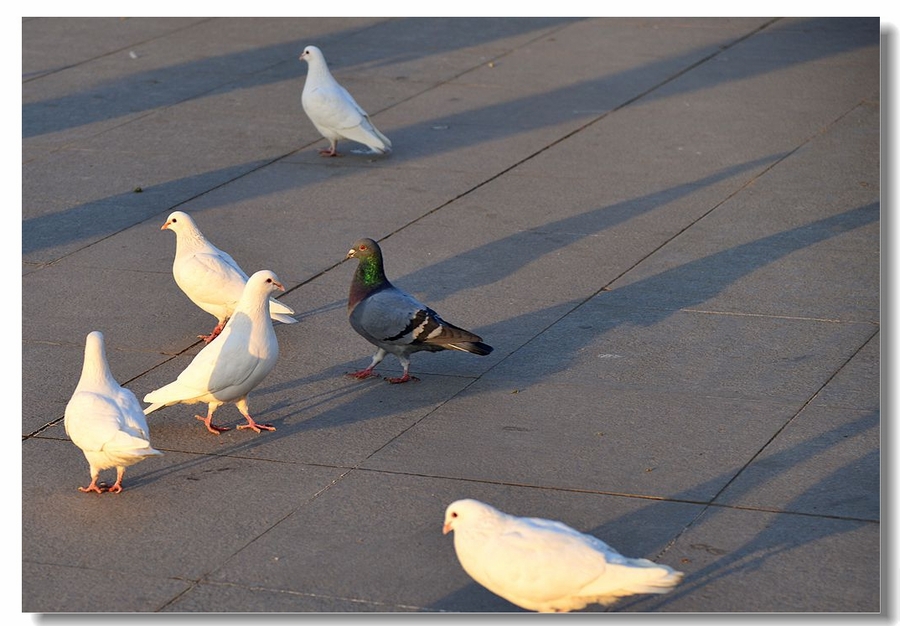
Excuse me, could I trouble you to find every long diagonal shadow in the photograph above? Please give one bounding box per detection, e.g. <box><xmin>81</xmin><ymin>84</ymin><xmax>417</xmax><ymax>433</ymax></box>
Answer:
<box><xmin>23</xmin><ymin>18</ymin><xmax>875</xmax><ymax>263</ymax></box>
<box><xmin>23</xmin><ymin>17</ymin><xmax>578</xmax><ymax>138</ymax></box>
<box><xmin>425</xmin><ymin>410</ymin><xmax>878</xmax><ymax>612</ymax></box>
<box><xmin>22</xmin><ymin>160</ymin><xmax>271</xmax><ymax>257</ymax></box>
<box><xmin>137</xmin><ymin>202</ymin><xmax>878</xmax><ymax>469</ymax></box>
<box><xmin>618</xmin><ymin>411</ymin><xmax>879</xmax><ymax>612</ymax></box>
<box><xmin>395</xmin><ymin>153</ymin><xmax>790</xmax><ymax>302</ymax></box>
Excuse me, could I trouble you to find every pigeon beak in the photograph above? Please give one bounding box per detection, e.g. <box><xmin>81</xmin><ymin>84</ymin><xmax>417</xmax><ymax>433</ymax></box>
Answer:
<box><xmin>442</xmin><ymin>522</ymin><xmax>452</xmax><ymax>535</ymax></box>
<box><xmin>161</xmin><ymin>220</ymin><xmax>171</xmax><ymax>230</ymax></box>
<box><xmin>346</xmin><ymin>248</ymin><xmax>356</xmax><ymax>260</ymax></box>
<box><xmin>274</xmin><ymin>281</ymin><xmax>285</xmax><ymax>292</ymax></box>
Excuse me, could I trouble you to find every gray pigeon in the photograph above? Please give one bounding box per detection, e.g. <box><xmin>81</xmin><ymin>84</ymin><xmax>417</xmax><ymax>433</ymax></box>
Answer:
<box><xmin>345</xmin><ymin>238</ymin><xmax>492</xmax><ymax>383</ymax></box>
<box><xmin>299</xmin><ymin>45</ymin><xmax>392</xmax><ymax>157</ymax></box>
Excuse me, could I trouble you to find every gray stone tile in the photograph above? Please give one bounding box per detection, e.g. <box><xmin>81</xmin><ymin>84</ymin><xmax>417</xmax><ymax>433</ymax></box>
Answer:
<box><xmin>812</xmin><ymin>331</ymin><xmax>880</xmax><ymax>412</ymax></box>
<box><xmin>22</xmin><ymin>17</ymin><xmax>209</xmax><ymax>79</ymax></box>
<box><xmin>23</xmin><ymin>438</ymin><xmax>346</xmax><ymax>581</ymax></box>
<box><xmin>22</xmin><ymin>336</ymin><xmax>164</xmax><ymax>436</ymax></box>
<box><xmin>22</xmin><ymin>150</ymin><xmax>268</xmax><ymax>264</ymax></box>
<box><xmin>203</xmin><ymin>470</ymin><xmax>701</xmax><ymax>613</ymax></box>
<box><xmin>23</xmin><ymin>262</ymin><xmax>202</xmax><ymax>350</ymax></box>
<box><xmin>479</xmin><ymin>300</ymin><xmax>876</xmax><ymax>404</ymax></box>
<box><xmin>363</xmin><ymin>379</ymin><xmax>806</xmax><ymax>500</ymax></box>
<box><xmin>715</xmin><ymin>406</ymin><xmax>879</xmax><ymax>519</ymax></box>
<box><xmin>23</xmin><ymin>561</ymin><xmax>191</xmax><ymax>613</ymax></box>
<box><xmin>631</xmin><ymin>506</ymin><xmax>879</xmax><ymax>612</ymax></box>
<box><xmin>602</xmin><ymin>101</ymin><xmax>879</xmax><ymax>322</ymax></box>
<box><xmin>20</xmin><ymin>17</ymin><xmax>880</xmax><ymax>614</ymax></box>
<box><xmin>162</xmin><ymin>582</ymin><xmax>420</xmax><ymax>612</ymax></box>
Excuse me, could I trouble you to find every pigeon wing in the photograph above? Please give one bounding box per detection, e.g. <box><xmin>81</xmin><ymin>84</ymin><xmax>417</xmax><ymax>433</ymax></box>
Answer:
<box><xmin>351</xmin><ymin>287</ymin><xmax>440</xmax><ymax>347</ymax></box>
<box><xmin>176</xmin><ymin>250</ymin><xmax>249</xmax><ymax>312</ymax></box>
<box><xmin>474</xmin><ymin>518</ymin><xmax>613</xmax><ymax>606</ymax></box>
<box><xmin>304</xmin><ymin>82</ymin><xmax>367</xmax><ymax>133</ymax></box>
<box><xmin>65</xmin><ymin>392</ymin><xmax>150</xmax><ymax>453</ymax></box>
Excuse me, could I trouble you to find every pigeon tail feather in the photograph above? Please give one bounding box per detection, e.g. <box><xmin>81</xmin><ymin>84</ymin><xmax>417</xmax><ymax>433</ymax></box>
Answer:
<box><xmin>446</xmin><ymin>341</ymin><xmax>493</xmax><ymax>356</ymax></box>
<box><xmin>143</xmin><ymin>402</ymin><xmax>164</xmax><ymax>416</ymax></box>
<box><xmin>269</xmin><ymin>298</ymin><xmax>295</xmax><ymax>316</ymax></box>
<box><xmin>271</xmin><ymin>312</ymin><xmax>299</xmax><ymax>325</ymax></box>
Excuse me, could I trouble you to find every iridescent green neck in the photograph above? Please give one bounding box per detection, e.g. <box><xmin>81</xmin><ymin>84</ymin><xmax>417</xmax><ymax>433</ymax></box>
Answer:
<box><xmin>356</xmin><ymin>255</ymin><xmax>385</xmax><ymax>287</ymax></box>
<box><xmin>350</xmin><ymin>254</ymin><xmax>388</xmax><ymax>309</ymax></box>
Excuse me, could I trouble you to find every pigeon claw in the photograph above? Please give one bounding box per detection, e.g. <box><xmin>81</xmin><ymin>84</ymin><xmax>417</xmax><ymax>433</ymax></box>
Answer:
<box><xmin>237</xmin><ymin>418</ymin><xmax>276</xmax><ymax>433</ymax></box>
<box><xmin>318</xmin><ymin>147</ymin><xmax>342</xmax><ymax>157</ymax></box>
<box><xmin>78</xmin><ymin>483</ymin><xmax>105</xmax><ymax>494</ymax></box>
<box><xmin>199</xmin><ymin>321</ymin><xmax>226</xmax><ymax>343</ymax></box>
<box><xmin>386</xmin><ymin>374</ymin><xmax>419</xmax><ymax>384</ymax></box>
<box><xmin>347</xmin><ymin>368</ymin><xmax>380</xmax><ymax>380</ymax></box>
<box><xmin>196</xmin><ymin>414</ymin><xmax>230</xmax><ymax>434</ymax></box>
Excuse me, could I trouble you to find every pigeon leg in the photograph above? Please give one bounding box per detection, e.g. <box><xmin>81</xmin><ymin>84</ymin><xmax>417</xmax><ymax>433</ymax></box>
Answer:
<box><xmin>385</xmin><ymin>372</ymin><xmax>419</xmax><ymax>384</ymax></box>
<box><xmin>318</xmin><ymin>140</ymin><xmax>342</xmax><ymax>157</ymax></box>
<box><xmin>385</xmin><ymin>357</ymin><xmax>419</xmax><ymax>384</ymax></box>
<box><xmin>107</xmin><ymin>467</ymin><xmax>126</xmax><ymax>494</ymax></box>
<box><xmin>234</xmin><ymin>398</ymin><xmax>276</xmax><ymax>432</ymax></box>
<box><xmin>199</xmin><ymin>319</ymin><xmax>226</xmax><ymax>343</ymax></box>
<box><xmin>348</xmin><ymin>366</ymin><xmax>380</xmax><ymax>379</ymax></box>
<box><xmin>348</xmin><ymin>349</ymin><xmax>385</xmax><ymax>379</ymax></box>
<box><xmin>196</xmin><ymin>402</ymin><xmax>230</xmax><ymax>434</ymax></box>
<box><xmin>78</xmin><ymin>477</ymin><xmax>105</xmax><ymax>494</ymax></box>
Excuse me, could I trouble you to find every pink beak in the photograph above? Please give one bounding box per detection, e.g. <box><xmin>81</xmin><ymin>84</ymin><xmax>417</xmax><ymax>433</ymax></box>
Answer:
<box><xmin>161</xmin><ymin>220</ymin><xmax>171</xmax><ymax>230</ymax></box>
<box><xmin>442</xmin><ymin>523</ymin><xmax>452</xmax><ymax>535</ymax></box>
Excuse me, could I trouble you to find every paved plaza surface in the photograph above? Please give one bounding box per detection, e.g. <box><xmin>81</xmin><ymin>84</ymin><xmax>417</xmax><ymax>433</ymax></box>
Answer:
<box><xmin>21</xmin><ymin>17</ymin><xmax>880</xmax><ymax>613</ymax></box>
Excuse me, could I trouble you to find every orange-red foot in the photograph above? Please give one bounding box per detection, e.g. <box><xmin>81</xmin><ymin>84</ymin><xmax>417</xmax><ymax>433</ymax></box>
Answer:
<box><xmin>318</xmin><ymin>148</ymin><xmax>342</xmax><ymax>157</ymax></box>
<box><xmin>199</xmin><ymin>321</ymin><xmax>226</xmax><ymax>343</ymax></box>
<box><xmin>237</xmin><ymin>417</ymin><xmax>276</xmax><ymax>433</ymax></box>
<box><xmin>386</xmin><ymin>373</ymin><xmax>419</xmax><ymax>384</ymax></box>
<box><xmin>347</xmin><ymin>368</ymin><xmax>379</xmax><ymax>380</ymax></box>
<box><xmin>108</xmin><ymin>483</ymin><xmax>123</xmax><ymax>494</ymax></box>
<box><xmin>196</xmin><ymin>414</ymin><xmax>230</xmax><ymax>434</ymax></box>
<box><xmin>78</xmin><ymin>482</ymin><xmax>105</xmax><ymax>494</ymax></box>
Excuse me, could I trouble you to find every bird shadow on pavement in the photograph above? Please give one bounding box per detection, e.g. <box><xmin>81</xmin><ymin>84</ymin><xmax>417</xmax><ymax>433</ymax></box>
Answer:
<box><xmin>23</xmin><ymin>18</ymin><xmax>875</xmax><ymax>264</ymax></box>
<box><xmin>23</xmin><ymin>17</ymin><xmax>576</xmax><ymax>139</ymax></box>
<box><xmin>616</xmin><ymin>410</ymin><xmax>879</xmax><ymax>612</ymax></box>
<box><xmin>139</xmin><ymin>198</ymin><xmax>879</xmax><ymax>467</ymax></box>
<box><xmin>425</xmin><ymin>409</ymin><xmax>878</xmax><ymax>613</ymax></box>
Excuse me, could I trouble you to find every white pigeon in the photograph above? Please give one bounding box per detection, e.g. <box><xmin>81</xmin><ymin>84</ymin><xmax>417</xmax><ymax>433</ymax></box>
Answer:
<box><xmin>64</xmin><ymin>331</ymin><xmax>163</xmax><ymax>494</ymax></box>
<box><xmin>143</xmin><ymin>270</ymin><xmax>285</xmax><ymax>435</ymax></box>
<box><xmin>345</xmin><ymin>237</ymin><xmax>492</xmax><ymax>384</ymax></box>
<box><xmin>161</xmin><ymin>210</ymin><xmax>297</xmax><ymax>342</ymax></box>
<box><xmin>299</xmin><ymin>45</ymin><xmax>392</xmax><ymax>157</ymax></box>
<box><xmin>443</xmin><ymin>499</ymin><xmax>684</xmax><ymax>613</ymax></box>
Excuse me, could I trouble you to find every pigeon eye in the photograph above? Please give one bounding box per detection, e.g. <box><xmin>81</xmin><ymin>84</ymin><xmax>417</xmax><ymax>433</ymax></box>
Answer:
<box><xmin>266</xmin><ymin>278</ymin><xmax>273</xmax><ymax>284</ymax></box>
<box><xmin>359</xmin><ymin>244</ymin><xmax>367</xmax><ymax>251</ymax></box>
<box><xmin>451</xmin><ymin>512</ymin><xmax>458</xmax><ymax>518</ymax></box>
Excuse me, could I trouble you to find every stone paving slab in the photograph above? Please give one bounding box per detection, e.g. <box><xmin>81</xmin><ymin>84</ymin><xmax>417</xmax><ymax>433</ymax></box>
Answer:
<box><xmin>198</xmin><ymin>470</ymin><xmax>702</xmax><ymax>612</ymax></box>
<box><xmin>21</xmin><ymin>17</ymin><xmax>880</xmax><ymax>615</ymax></box>
<box><xmin>639</xmin><ymin>505</ymin><xmax>879</xmax><ymax>612</ymax></box>
<box><xmin>361</xmin><ymin>379</ymin><xmax>805</xmax><ymax>500</ymax></box>
<box><xmin>22</xmin><ymin>438</ymin><xmax>348</xmax><ymax>581</ymax></box>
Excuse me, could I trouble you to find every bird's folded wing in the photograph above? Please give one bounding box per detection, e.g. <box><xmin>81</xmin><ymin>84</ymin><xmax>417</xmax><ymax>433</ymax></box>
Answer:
<box><xmin>180</xmin><ymin>251</ymin><xmax>248</xmax><ymax>305</ymax></box>
<box><xmin>306</xmin><ymin>84</ymin><xmax>367</xmax><ymax>131</ymax></box>
<box><xmin>65</xmin><ymin>392</ymin><xmax>131</xmax><ymax>451</ymax></box>
<box><xmin>475</xmin><ymin>522</ymin><xmax>612</xmax><ymax>602</ymax></box>
<box><xmin>354</xmin><ymin>288</ymin><xmax>434</xmax><ymax>344</ymax></box>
